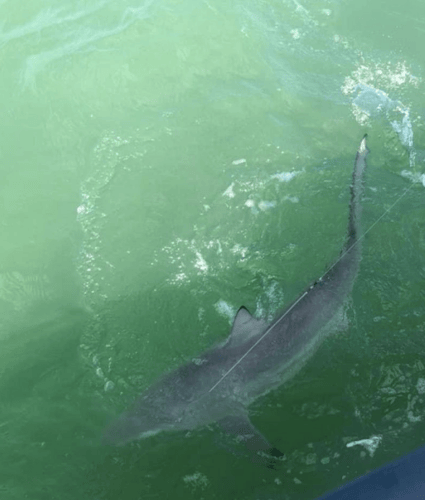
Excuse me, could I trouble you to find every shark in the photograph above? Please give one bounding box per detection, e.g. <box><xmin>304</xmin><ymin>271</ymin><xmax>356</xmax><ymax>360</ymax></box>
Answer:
<box><xmin>103</xmin><ymin>135</ymin><xmax>370</xmax><ymax>464</ymax></box>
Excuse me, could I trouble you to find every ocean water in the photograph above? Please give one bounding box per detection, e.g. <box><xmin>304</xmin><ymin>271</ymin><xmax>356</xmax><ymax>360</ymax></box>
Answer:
<box><xmin>0</xmin><ymin>0</ymin><xmax>425</xmax><ymax>498</ymax></box>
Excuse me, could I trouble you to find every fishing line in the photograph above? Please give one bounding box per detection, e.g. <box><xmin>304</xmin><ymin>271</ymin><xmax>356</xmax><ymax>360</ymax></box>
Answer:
<box><xmin>208</xmin><ymin>157</ymin><xmax>417</xmax><ymax>394</ymax></box>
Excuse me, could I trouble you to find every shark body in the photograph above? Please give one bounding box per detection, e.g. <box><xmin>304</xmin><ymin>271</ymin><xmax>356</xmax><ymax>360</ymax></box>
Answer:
<box><xmin>103</xmin><ymin>136</ymin><xmax>370</xmax><ymax>460</ymax></box>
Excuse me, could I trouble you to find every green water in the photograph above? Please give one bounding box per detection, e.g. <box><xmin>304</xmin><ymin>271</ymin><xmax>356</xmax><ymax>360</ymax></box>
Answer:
<box><xmin>1</xmin><ymin>0</ymin><xmax>425</xmax><ymax>498</ymax></box>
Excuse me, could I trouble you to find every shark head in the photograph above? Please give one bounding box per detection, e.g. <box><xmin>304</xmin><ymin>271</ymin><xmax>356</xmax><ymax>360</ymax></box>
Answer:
<box><xmin>102</xmin><ymin>399</ymin><xmax>185</xmax><ymax>446</ymax></box>
<box><xmin>101</xmin><ymin>373</ymin><xmax>209</xmax><ymax>446</ymax></box>
<box><xmin>102</xmin><ymin>409</ymin><xmax>172</xmax><ymax>445</ymax></box>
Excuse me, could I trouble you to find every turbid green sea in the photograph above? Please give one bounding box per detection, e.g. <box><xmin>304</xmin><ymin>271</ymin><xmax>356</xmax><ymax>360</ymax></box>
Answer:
<box><xmin>0</xmin><ymin>0</ymin><xmax>425</xmax><ymax>498</ymax></box>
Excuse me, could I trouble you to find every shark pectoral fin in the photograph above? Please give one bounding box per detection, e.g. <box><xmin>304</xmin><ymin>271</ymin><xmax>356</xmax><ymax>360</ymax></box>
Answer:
<box><xmin>219</xmin><ymin>413</ymin><xmax>270</xmax><ymax>451</ymax></box>
<box><xmin>227</xmin><ymin>307</ymin><xmax>267</xmax><ymax>348</ymax></box>
<box><xmin>217</xmin><ymin>413</ymin><xmax>284</xmax><ymax>469</ymax></box>
<box><xmin>218</xmin><ymin>412</ymin><xmax>284</xmax><ymax>456</ymax></box>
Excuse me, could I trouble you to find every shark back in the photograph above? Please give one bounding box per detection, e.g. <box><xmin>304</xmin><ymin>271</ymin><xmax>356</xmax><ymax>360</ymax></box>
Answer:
<box><xmin>216</xmin><ymin>135</ymin><xmax>370</xmax><ymax>402</ymax></box>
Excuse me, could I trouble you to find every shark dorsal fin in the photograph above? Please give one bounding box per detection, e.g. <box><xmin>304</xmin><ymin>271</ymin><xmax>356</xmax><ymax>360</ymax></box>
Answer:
<box><xmin>227</xmin><ymin>307</ymin><xmax>266</xmax><ymax>347</ymax></box>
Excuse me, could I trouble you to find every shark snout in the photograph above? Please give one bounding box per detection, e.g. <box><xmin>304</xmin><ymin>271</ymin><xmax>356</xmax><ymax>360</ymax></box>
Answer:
<box><xmin>102</xmin><ymin>414</ymin><xmax>144</xmax><ymax>446</ymax></box>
